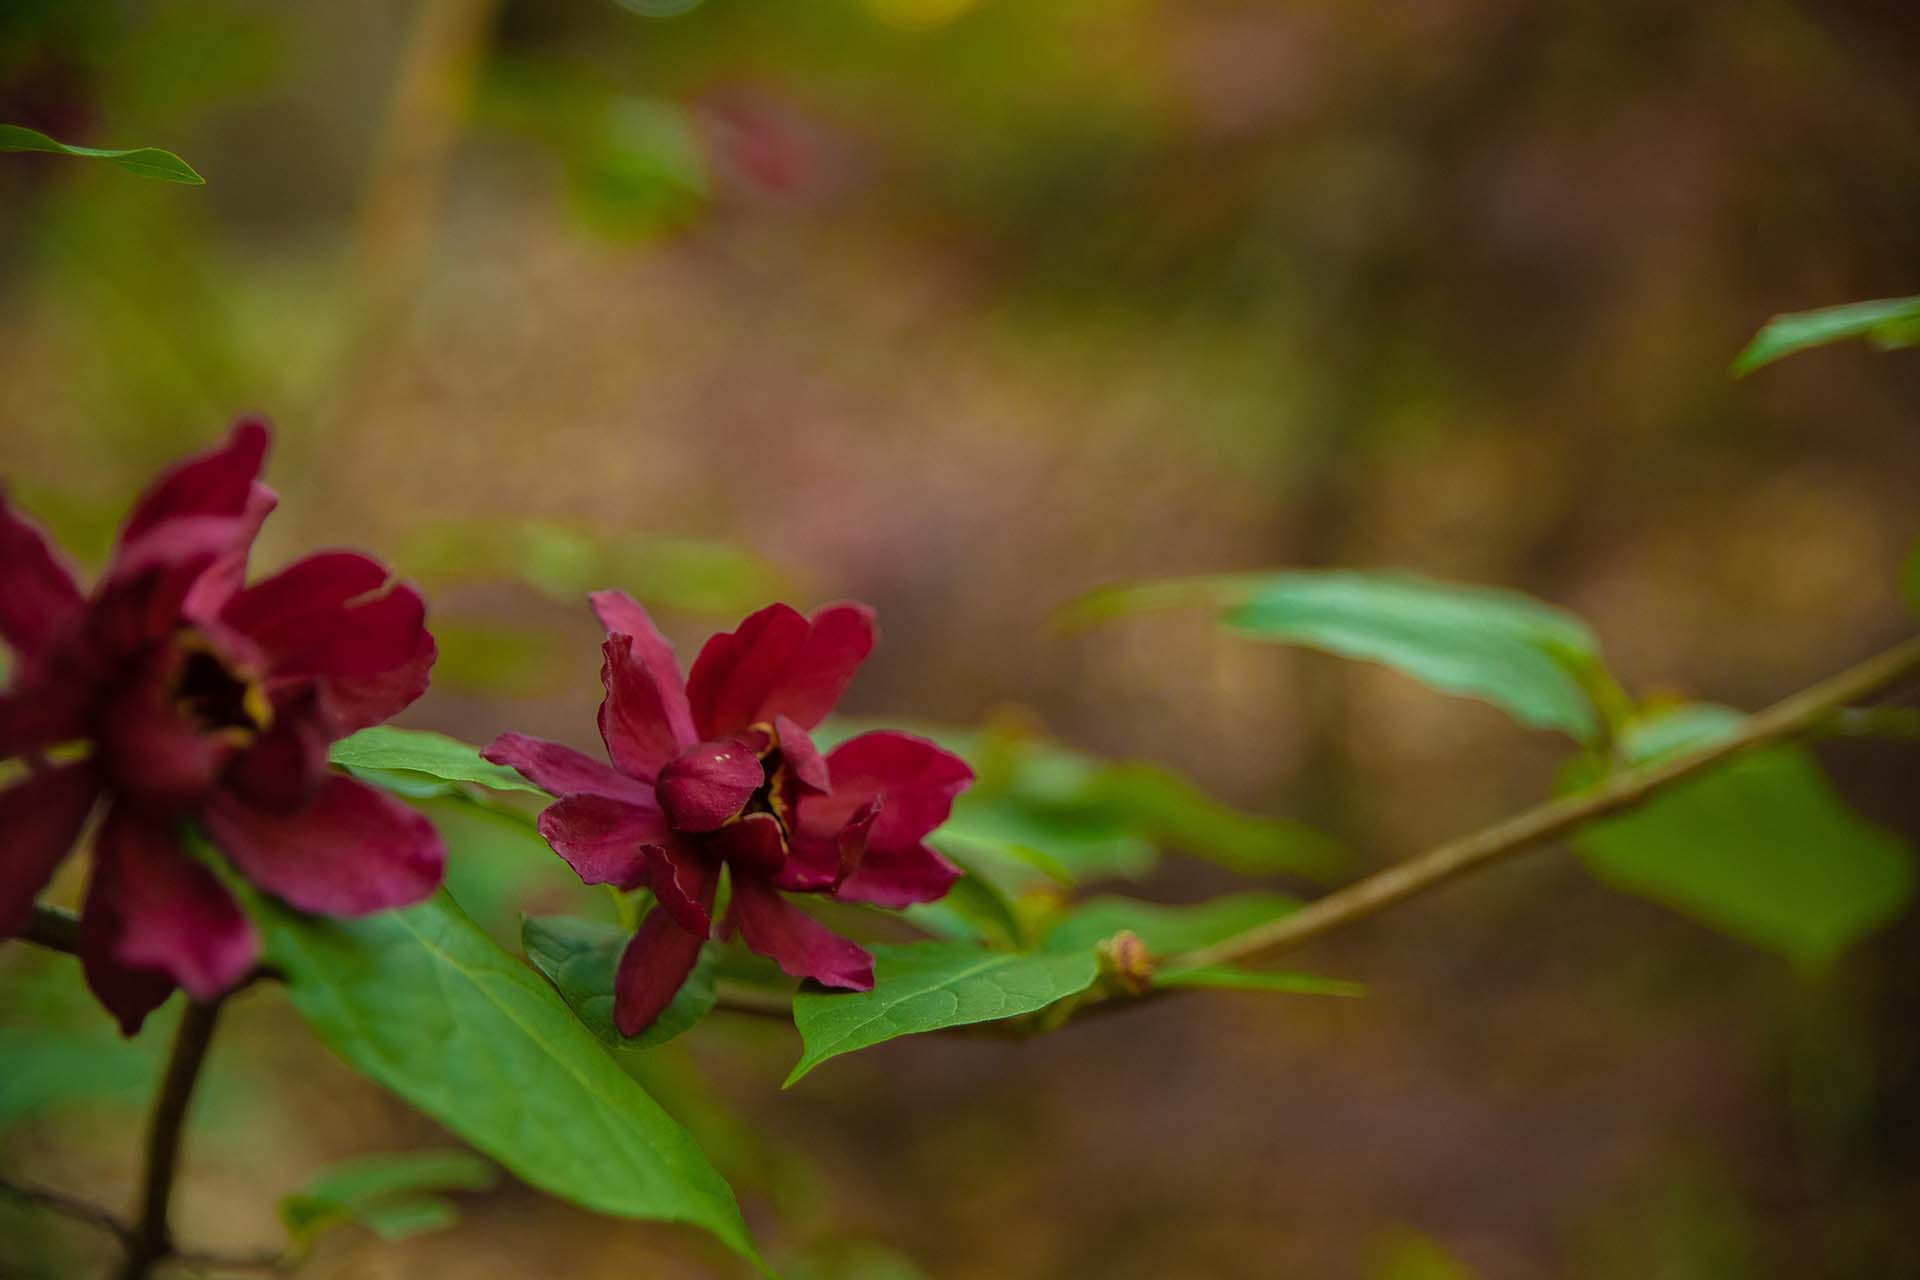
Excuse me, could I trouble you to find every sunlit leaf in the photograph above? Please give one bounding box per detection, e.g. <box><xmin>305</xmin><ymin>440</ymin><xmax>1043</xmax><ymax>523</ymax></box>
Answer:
<box><xmin>264</xmin><ymin>893</ymin><xmax>758</xmax><ymax>1262</ymax></box>
<box><xmin>522</xmin><ymin>913</ymin><xmax>717</xmax><ymax>1050</ymax></box>
<box><xmin>329</xmin><ymin>726</ymin><xmax>547</xmax><ymax>796</ymax></box>
<box><xmin>1732</xmin><ymin>295</ymin><xmax>1920</xmax><ymax>375</ymax></box>
<box><xmin>1575</xmin><ymin>748</ymin><xmax>1913</xmax><ymax>967</ymax></box>
<box><xmin>1062</xmin><ymin>570</ymin><xmax>1609</xmax><ymax>740</ymax></box>
<box><xmin>901</xmin><ymin>870</ymin><xmax>1024</xmax><ymax>947</ymax></box>
<box><xmin>786</xmin><ymin>943</ymin><xmax>1097</xmax><ymax>1085</ymax></box>
<box><xmin>0</xmin><ymin>123</ymin><xmax>204</xmax><ymax>184</ymax></box>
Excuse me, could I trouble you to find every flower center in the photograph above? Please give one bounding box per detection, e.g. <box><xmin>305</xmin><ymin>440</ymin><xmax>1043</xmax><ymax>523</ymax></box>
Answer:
<box><xmin>173</xmin><ymin>632</ymin><xmax>272</xmax><ymax>743</ymax></box>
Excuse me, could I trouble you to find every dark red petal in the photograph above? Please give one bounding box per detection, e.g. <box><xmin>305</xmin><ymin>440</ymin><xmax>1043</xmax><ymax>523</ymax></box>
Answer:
<box><xmin>204</xmin><ymin>775</ymin><xmax>445</xmax><ymax>916</ymax></box>
<box><xmin>0</xmin><ymin>762</ymin><xmax>98</xmax><ymax>938</ymax></box>
<box><xmin>598</xmin><ymin>635</ymin><xmax>699</xmax><ymax>781</ymax></box>
<box><xmin>224</xmin><ymin>697</ymin><xmax>332</xmax><ymax>809</ymax></box>
<box><xmin>726</xmin><ymin>875</ymin><xmax>873</xmax><ymax>989</ymax></box>
<box><xmin>181</xmin><ymin>483</ymin><xmax>278</xmax><ymax>622</ymax></box>
<box><xmin>771</xmin><ymin>798</ymin><xmax>876</xmax><ymax>894</ymax></box>
<box><xmin>480</xmin><ymin>733</ymin><xmax>654</xmax><ymax>804</ymax></box>
<box><xmin>535</xmin><ymin>793</ymin><xmax>663</xmax><ymax>890</ymax></box>
<box><xmin>89</xmin><ymin>805</ymin><xmax>258</xmax><ymax>1001</ymax></box>
<box><xmin>775</xmin><ymin>716</ymin><xmax>830</xmax><ymax>793</ymax></box>
<box><xmin>613</xmin><ymin>909</ymin><xmax>707</xmax><ymax>1037</ymax></box>
<box><xmin>655</xmin><ymin>738</ymin><xmax>762</xmax><ymax>832</ymax></box>
<box><xmin>707</xmin><ymin>812</ymin><xmax>787</xmax><ymax>876</ymax></box>
<box><xmin>802</xmin><ymin>730</ymin><xmax>972</xmax><ymax>849</ymax></box>
<box><xmin>93</xmin><ymin>516</ymin><xmax>251</xmax><ymax>653</ymax></box>
<box><xmin>686</xmin><ymin>602</ymin><xmax>875</xmax><ymax>738</ymax></box>
<box><xmin>0</xmin><ymin>677</ymin><xmax>92</xmax><ymax>761</ymax></box>
<box><xmin>645</xmin><ymin>836</ymin><xmax>719</xmax><ymax>936</ymax></box>
<box><xmin>316</xmin><ymin>628</ymin><xmax>435</xmax><ymax>734</ymax></box>
<box><xmin>80</xmin><ymin>881</ymin><xmax>175</xmax><ymax>1037</ymax></box>
<box><xmin>0</xmin><ymin>489</ymin><xmax>85</xmax><ymax>659</ymax></box>
<box><xmin>589</xmin><ymin>589</ymin><xmax>691</xmax><ymax>720</ymax></box>
<box><xmin>798</xmin><ymin>731</ymin><xmax>970</xmax><ymax>908</ymax></box>
<box><xmin>225</xmin><ymin>555</ymin><xmax>429</xmax><ymax>682</ymax></box>
<box><xmin>96</xmin><ymin>643</ymin><xmax>242</xmax><ymax>806</ymax></box>
<box><xmin>116</xmin><ymin>418</ymin><xmax>269</xmax><ymax>548</ymax></box>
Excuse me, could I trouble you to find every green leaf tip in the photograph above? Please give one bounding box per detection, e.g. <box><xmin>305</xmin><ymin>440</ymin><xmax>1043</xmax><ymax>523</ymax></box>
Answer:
<box><xmin>0</xmin><ymin>123</ymin><xmax>203</xmax><ymax>184</ymax></box>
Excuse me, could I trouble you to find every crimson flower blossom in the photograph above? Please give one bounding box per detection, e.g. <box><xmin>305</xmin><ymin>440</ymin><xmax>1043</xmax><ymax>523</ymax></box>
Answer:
<box><xmin>485</xmin><ymin>594</ymin><xmax>973</xmax><ymax>1035</ymax></box>
<box><xmin>0</xmin><ymin>420</ymin><xmax>444</xmax><ymax>1033</ymax></box>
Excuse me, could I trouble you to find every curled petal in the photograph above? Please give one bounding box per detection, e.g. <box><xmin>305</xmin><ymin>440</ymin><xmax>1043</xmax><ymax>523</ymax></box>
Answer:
<box><xmin>726</xmin><ymin>875</ymin><xmax>873</xmax><ymax>990</ymax></box>
<box><xmin>614</xmin><ymin>908</ymin><xmax>707</xmax><ymax>1038</ymax></box>
<box><xmin>775</xmin><ymin>716</ymin><xmax>829</xmax><ymax>793</ymax></box>
<box><xmin>686</xmin><ymin>602</ymin><xmax>875</xmax><ymax>739</ymax></box>
<box><xmin>589</xmin><ymin>590</ymin><xmax>691</xmax><ymax>720</ymax></box>
<box><xmin>645</xmin><ymin>837</ymin><xmax>719</xmax><ymax>935</ymax></box>
<box><xmin>598</xmin><ymin>635</ymin><xmax>698</xmax><ymax>781</ymax></box>
<box><xmin>182</xmin><ymin>483</ymin><xmax>278</xmax><ymax>621</ymax></box>
<box><xmin>481</xmin><ymin>733</ymin><xmax>654</xmax><ymax>805</ymax></box>
<box><xmin>536</xmin><ymin>793</ymin><xmax>664</xmax><ymax>891</ymax></box>
<box><xmin>798</xmin><ymin>731</ymin><xmax>969</xmax><ymax>908</ymax></box>
<box><xmin>655</xmin><ymin>737</ymin><xmax>762</xmax><ymax>832</ymax></box>
<box><xmin>92</xmin><ymin>516</ymin><xmax>253</xmax><ymax>653</ymax></box>
<box><xmin>89</xmin><ymin>804</ymin><xmax>257</xmax><ymax>1002</ymax></box>
<box><xmin>224</xmin><ymin>696</ymin><xmax>333</xmax><ymax>809</ymax></box>
<box><xmin>772</xmin><ymin>798</ymin><xmax>876</xmax><ymax>895</ymax></box>
<box><xmin>115</xmin><ymin>418</ymin><xmax>269</xmax><ymax>550</ymax></box>
<box><xmin>205</xmin><ymin>775</ymin><xmax>445</xmax><ymax>916</ymax></box>
<box><xmin>0</xmin><ymin>761</ymin><xmax>98</xmax><ymax>939</ymax></box>
<box><xmin>0</xmin><ymin>489</ymin><xmax>85</xmax><ymax>659</ymax></box>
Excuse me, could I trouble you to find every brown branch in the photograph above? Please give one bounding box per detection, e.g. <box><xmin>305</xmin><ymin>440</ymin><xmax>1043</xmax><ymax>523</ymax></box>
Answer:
<box><xmin>115</xmin><ymin>997</ymin><xmax>224</xmax><ymax>1280</ymax></box>
<box><xmin>1171</xmin><ymin>634</ymin><xmax>1920</xmax><ymax>973</ymax></box>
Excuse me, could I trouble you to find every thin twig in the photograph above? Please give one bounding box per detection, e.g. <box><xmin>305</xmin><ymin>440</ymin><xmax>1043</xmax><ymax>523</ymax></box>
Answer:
<box><xmin>0</xmin><ymin>1178</ymin><xmax>135</xmax><ymax>1246</ymax></box>
<box><xmin>117</xmin><ymin>998</ymin><xmax>224</xmax><ymax>1280</ymax></box>
<box><xmin>1171</xmin><ymin>634</ymin><xmax>1920</xmax><ymax>973</ymax></box>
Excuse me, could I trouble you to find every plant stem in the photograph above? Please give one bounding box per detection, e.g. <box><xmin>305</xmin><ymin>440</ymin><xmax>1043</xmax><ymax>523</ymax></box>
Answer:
<box><xmin>1172</xmin><ymin>634</ymin><xmax>1920</xmax><ymax>973</ymax></box>
<box><xmin>116</xmin><ymin>997</ymin><xmax>223</xmax><ymax>1280</ymax></box>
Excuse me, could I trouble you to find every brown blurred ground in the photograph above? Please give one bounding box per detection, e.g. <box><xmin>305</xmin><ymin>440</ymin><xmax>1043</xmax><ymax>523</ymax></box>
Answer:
<box><xmin>3</xmin><ymin>1</ymin><xmax>1919</xmax><ymax>1276</ymax></box>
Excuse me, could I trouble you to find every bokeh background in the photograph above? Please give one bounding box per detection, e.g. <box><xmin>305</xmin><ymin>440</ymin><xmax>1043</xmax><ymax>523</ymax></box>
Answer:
<box><xmin>4</xmin><ymin>1</ymin><xmax>1920</xmax><ymax>1276</ymax></box>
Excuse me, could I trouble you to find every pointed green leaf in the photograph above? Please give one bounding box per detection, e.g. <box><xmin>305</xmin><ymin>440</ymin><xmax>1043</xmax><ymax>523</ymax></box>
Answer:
<box><xmin>264</xmin><ymin>893</ymin><xmax>757</xmax><ymax>1262</ymax></box>
<box><xmin>0</xmin><ymin>123</ymin><xmax>203</xmax><ymax>183</ymax></box>
<box><xmin>522</xmin><ymin>913</ymin><xmax>717</xmax><ymax>1050</ymax></box>
<box><xmin>1042</xmin><ymin>892</ymin><xmax>1301</xmax><ymax>957</ymax></box>
<box><xmin>1732</xmin><ymin>294</ymin><xmax>1920</xmax><ymax>375</ymax></box>
<box><xmin>329</xmin><ymin>725</ymin><xmax>547</xmax><ymax>796</ymax></box>
<box><xmin>786</xmin><ymin>944</ymin><xmax>1098</xmax><ymax>1086</ymax></box>
<box><xmin>1575</xmin><ymin>748</ymin><xmax>1913</xmax><ymax>967</ymax></box>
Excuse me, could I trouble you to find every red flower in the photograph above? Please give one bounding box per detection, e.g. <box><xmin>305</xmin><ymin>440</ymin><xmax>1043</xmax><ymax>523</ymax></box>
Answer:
<box><xmin>0</xmin><ymin>420</ymin><xmax>444</xmax><ymax>1032</ymax></box>
<box><xmin>485</xmin><ymin>594</ymin><xmax>972</xmax><ymax>1035</ymax></box>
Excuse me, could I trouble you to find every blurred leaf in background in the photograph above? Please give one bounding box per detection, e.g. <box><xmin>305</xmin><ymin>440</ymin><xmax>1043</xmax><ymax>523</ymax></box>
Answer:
<box><xmin>280</xmin><ymin>1148</ymin><xmax>496</xmax><ymax>1250</ymax></box>
<box><xmin>1062</xmin><ymin>570</ymin><xmax>1618</xmax><ymax>742</ymax></box>
<box><xmin>1733</xmin><ymin>295</ymin><xmax>1920</xmax><ymax>375</ymax></box>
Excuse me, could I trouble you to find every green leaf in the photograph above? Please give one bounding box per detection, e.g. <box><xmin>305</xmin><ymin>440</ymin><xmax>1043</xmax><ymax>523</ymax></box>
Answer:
<box><xmin>280</xmin><ymin>1148</ymin><xmax>494</xmax><ymax>1246</ymax></box>
<box><xmin>1575</xmin><ymin>748</ymin><xmax>1913</xmax><ymax>968</ymax></box>
<box><xmin>264</xmin><ymin>893</ymin><xmax>757</xmax><ymax>1262</ymax></box>
<box><xmin>1156</xmin><ymin>965</ymin><xmax>1364</xmax><ymax>997</ymax></box>
<box><xmin>901</xmin><ymin>870</ymin><xmax>1025</xmax><ymax>947</ymax></box>
<box><xmin>1062</xmin><ymin>570</ymin><xmax>1608</xmax><ymax>740</ymax></box>
<box><xmin>1226</xmin><ymin>572</ymin><xmax>1605</xmax><ymax>739</ymax></box>
<box><xmin>0</xmin><ymin>123</ymin><xmax>204</xmax><ymax>184</ymax></box>
<box><xmin>1732</xmin><ymin>294</ymin><xmax>1920</xmax><ymax>375</ymax></box>
<box><xmin>329</xmin><ymin>725</ymin><xmax>547</xmax><ymax>796</ymax></box>
<box><xmin>522</xmin><ymin>913</ymin><xmax>717</xmax><ymax>1050</ymax></box>
<box><xmin>1042</xmin><ymin>892</ymin><xmax>1301</xmax><ymax>958</ymax></box>
<box><xmin>786</xmin><ymin>943</ymin><xmax>1099</xmax><ymax>1086</ymax></box>
<box><xmin>1085</xmin><ymin>762</ymin><xmax>1345</xmax><ymax>878</ymax></box>
<box><xmin>1616</xmin><ymin>703</ymin><xmax>1745</xmax><ymax>765</ymax></box>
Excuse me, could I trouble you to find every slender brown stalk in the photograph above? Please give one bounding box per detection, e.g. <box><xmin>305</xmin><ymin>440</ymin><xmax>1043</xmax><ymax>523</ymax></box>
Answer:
<box><xmin>1171</xmin><ymin>634</ymin><xmax>1920</xmax><ymax>973</ymax></box>
<box><xmin>115</xmin><ymin>997</ymin><xmax>223</xmax><ymax>1280</ymax></box>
